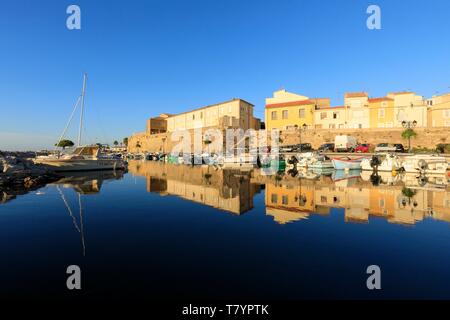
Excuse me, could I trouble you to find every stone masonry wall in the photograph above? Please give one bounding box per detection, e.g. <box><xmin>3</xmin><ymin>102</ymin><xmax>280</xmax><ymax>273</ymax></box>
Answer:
<box><xmin>128</xmin><ymin>127</ymin><xmax>450</xmax><ymax>153</ymax></box>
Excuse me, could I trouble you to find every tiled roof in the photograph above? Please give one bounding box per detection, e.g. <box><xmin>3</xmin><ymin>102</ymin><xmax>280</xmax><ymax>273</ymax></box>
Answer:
<box><xmin>345</xmin><ymin>92</ymin><xmax>368</xmax><ymax>98</ymax></box>
<box><xmin>265</xmin><ymin>99</ymin><xmax>314</xmax><ymax>109</ymax></box>
<box><xmin>368</xmin><ymin>97</ymin><xmax>394</xmax><ymax>103</ymax></box>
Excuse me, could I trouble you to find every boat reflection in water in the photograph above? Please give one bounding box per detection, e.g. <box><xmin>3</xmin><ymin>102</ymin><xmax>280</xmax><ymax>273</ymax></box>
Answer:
<box><xmin>127</xmin><ymin>161</ymin><xmax>450</xmax><ymax>227</ymax></box>
<box><xmin>48</xmin><ymin>170</ymin><xmax>125</xmax><ymax>255</ymax></box>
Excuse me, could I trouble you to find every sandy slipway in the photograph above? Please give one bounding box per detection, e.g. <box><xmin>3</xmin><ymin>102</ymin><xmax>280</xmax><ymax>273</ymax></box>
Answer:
<box><xmin>0</xmin><ymin>152</ymin><xmax>60</xmax><ymax>204</ymax></box>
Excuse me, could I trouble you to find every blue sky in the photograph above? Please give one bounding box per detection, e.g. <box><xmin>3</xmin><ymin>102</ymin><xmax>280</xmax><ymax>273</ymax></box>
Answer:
<box><xmin>1</xmin><ymin>0</ymin><xmax>449</xmax><ymax>150</ymax></box>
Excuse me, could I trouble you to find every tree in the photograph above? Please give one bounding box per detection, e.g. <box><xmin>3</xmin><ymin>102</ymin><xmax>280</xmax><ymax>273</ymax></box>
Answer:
<box><xmin>113</xmin><ymin>140</ymin><xmax>119</xmax><ymax>146</ymax></box>
<box><xmin>55</xmin><ymin>139</ymin><xmax>74</xmax><ymax>150</ymax></box>
<box><xmin>401</xmin><ymin>128</ymin><xmax>417</xmax><ymax>151</ymax></box>
<box><xmin>123</xmin><ymin>137</ymin><xmax>129</xmax><ymax>147</ymax></box>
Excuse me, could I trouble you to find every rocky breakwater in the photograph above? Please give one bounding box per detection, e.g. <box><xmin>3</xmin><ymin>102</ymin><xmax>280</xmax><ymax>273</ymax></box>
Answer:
<box><xmin>0</xmin><ymin>152</ymin><xmax>59</xmax><ymax>204</ymax></box>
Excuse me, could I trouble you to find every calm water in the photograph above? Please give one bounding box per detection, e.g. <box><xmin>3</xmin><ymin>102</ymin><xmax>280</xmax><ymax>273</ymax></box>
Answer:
<box><xmin>1</xmin><ymin>161</ymin><xmax>450</xmax><ymax>300</ymax></box>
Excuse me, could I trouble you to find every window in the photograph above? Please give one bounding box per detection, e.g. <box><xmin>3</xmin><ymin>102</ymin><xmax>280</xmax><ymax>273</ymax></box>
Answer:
<box><xmin>282</xmin><ymin>110</ymin><xmax>288</xmax><ymax>119</ymax></box>
<box><xmin>271</xmin><ymin>111</ymin><xmax>277</xmax><ymax>120</ymax></box>
<box><xmin>192</xmin><ymin>114</ymin><xmax>195</xmax><ymax>120</ymax></box>
<box><xmin>321</xmin><ymin>196</ymin><xmax>327</xmax><ymax>203</ymax></box>
<box><xmin>200</xmin><ymin>112</ymin><xmax>203</xmax><ymax>119</ymax></box>
<box><xmin>378</xmin><ymin>109</ymin><xmax>385</xmax><ymax>118</ymax></box>
<box><xmin>329</xmin><ymin>124</ymin><xmax>335</xmax><ymax>129</ymax></box>
<box><xmin>271</xmin><ymin>194</ymin><xmax>278</xmax><ymax>204</ymax></box>
<box><xmin>320</xmin><ymin>112</ymin><xmax>327</xmax><ymax>120</ymax></box>
<box><xmin>444</xmin><ymin>110</ymin><xmax>450</xmax><ymax>118</ymax></box>
<box><xmin>379</xmin><ymin>199</ymin><xmax>385</xmax><ymax>208</ymax></box>
<box><xmin>282</xmin><ymin>195</ymin><xmax>288</xmax><ymax>205</ymax></box>
<box><xmin>333</xmin><ymin>112</ymin><xmax>339</xmax><ymax>119</ymax></box>
<box><xmin>299</xmin><ymin>109</ymin><xmax>305</xmax><ymax>118</ymax></box>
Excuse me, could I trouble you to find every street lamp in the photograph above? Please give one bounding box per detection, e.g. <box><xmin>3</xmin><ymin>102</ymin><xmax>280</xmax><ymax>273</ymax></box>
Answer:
<box><xmin>298</xmin><ymin>123</ymin><xmax>307</xmax><ymax>150</ymax></box>
<box><xmin>401</xmin><ymin>120</ymin><xmax>417</xmax><ymax>152</ymax></box>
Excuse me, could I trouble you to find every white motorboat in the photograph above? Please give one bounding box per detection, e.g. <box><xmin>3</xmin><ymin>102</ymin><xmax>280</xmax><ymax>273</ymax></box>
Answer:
<box><xmin>34</xmin><ymin>74</ymin><xmax>126</xmax><ymax>172</ymax></box>
<box><xmin>295</xmin><ymin>152</ymin><xmax>316</xmax><ymax>167</ymax></box>
<box><xmin>307</xmin><ymin>155</ymin><xmax>333</xmax><ymax>169</ymax></box>
<box><xmin>401</xmin><ymin>154</ymin><xmax>448</xmax><ymax>174</ymax></box>
<box><xmin>361</xmin><ymin>153</ymin><xmax>403</xmax><ymax>172</ymax></box>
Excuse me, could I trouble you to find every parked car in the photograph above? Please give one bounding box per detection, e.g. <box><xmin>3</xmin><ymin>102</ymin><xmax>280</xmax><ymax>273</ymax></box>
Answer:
<box><xmin>334</xmin><ymin>135</ymin><xmax>358</xmax><ymax>152</ymax></box>
<box><xmin>355</xmin><ymin>144</ymin><xmax>370</xmax><ymax>153</ymax></box>
<box><xmin>293</xmin><ymin>143</ymin><xmax>313</xmax><ymax>152</ymax></box>
<box><xmin>280</xmin><ymin>145</ymin><xmax>295</xmax><ymax>153</ymax></box>
<box><xmin>318</xmin><ymin>143</ymin><xmax>335</xmax><ymax>152</ymax></box>
<box><xmin>394</xmin><ymin>144</ymin><xmax>405</xmax><ymax>153</ymax></box>
<box><xmin>375</xmin><ymin>143</ymin><xmax>396</xmax><ymax>153</ymax></box>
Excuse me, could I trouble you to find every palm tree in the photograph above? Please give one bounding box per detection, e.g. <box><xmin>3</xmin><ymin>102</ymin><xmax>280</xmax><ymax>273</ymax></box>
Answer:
<box><xmin>401</xmin><ymin>128</ymin><xmax>417</xmax><ymax>152</ymax></box>
<box><xmin>113</xmin><ymin>140</ymin><xmax>119</xmax><ymax>147</ymax></box>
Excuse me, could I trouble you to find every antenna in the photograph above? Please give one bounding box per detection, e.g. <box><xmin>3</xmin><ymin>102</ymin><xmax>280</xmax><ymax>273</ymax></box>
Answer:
<box><xmin>77</xmin><ymin>73</ymin><xmax>88</xmax><ymax>146</ymax></box>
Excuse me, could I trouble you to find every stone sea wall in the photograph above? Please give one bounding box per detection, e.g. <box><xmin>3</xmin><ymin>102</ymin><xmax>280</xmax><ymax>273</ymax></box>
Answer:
<box><xmin>128</xmin><ymin>127</ymin><xmax>450</xmax><ymax>153</ymax></box>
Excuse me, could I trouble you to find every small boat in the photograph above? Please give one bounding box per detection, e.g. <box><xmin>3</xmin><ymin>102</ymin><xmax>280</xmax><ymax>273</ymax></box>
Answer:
<box><xmin>295</xmin><ymin>152</ymin><xmax>316</xmax><ymax>167</ymax></box>
<box><xmin>308</xmin><ymin>155</ymin><xmax>333</xmax><ymax>169</ymax></box>
<box><xmin>332</xmin><ymin>157</ymin><xmax>365</xmax><ymax>170</ymax></box>
<box><xmin>401</xmin><ymin>154</ymin><xmax>448</xmax><ymax>174</ymax></box>
<box><xmin>361</xmin><ymin>153</ymin><xmax>403</xmax><ymax>172</ymax></box>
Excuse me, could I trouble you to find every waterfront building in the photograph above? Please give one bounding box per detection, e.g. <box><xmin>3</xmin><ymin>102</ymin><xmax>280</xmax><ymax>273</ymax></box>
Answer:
<box><xmin>265</xmin><ymin>89</ymin><xmax>330</xmax><ymax>131</ymax></box>
<box><xmin>146</xmin><ymin>113</ymin><xmax>172</xmax><ymax>134</ymax></box>
<box><xmin>343</xmin><ymin>92</ymin><xmax>370</xmax><ymax>129</ymax></box>
<box><xmin>313</xmin><ymin>106</ymin><xmax>346</xmax><ymax>129</ymax></box>
<box><xmin>386</xmin><ymin>92</ymin><xmax>428</xmax><ymax>128</ymax></box>
<box><xmin>427</xmin><ymin>93</ymin><xmax>450</xmax><ymax>127</ymax></box>
<box><xmin>165</xmin><ymin>98</ymin><xmax>260</xmax><ymax>132</ymax></box>
<box><xmin>368</xmin><ymin>97</ymin><xmax>395</xmax><ymax>128</ymax></box>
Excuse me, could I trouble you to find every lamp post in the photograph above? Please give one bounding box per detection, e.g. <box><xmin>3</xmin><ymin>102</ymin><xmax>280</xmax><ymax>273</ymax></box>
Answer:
<box><xmin>401</xmin><ymin>120</ymin><xmax>417</xmax><ymax>152</ymax></box>
<box><xmin>298</xmin><ymin>123</ymin><xmax>307</xmax><ymax>151</ymax></box>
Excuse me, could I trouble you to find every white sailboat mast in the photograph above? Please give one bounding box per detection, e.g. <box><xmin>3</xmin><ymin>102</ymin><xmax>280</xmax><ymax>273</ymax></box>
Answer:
<box><xmin>77</xmin><ymin>73</ymin><xmax>87</xmax><ymax>147</ymax></box>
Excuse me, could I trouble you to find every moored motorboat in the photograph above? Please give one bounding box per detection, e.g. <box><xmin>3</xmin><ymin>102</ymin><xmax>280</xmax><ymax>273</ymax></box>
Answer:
<box><xmin>332</xmin><ymin>156</ymin><xmax>365</xmax><ymax>170</ymax></box>
<box><xmin>308</xmin><ymin>155</ymin><xmax>333</xmax><ymax>169</ymax></box>
<box><xmin>401</xmin><ymin>154</ymin><xmax>448</xmax><ymax>174</ymax></box>
<box><xmin>361</xmin><ymin>153</ymin><xmax>403</xmax><ymax>172</ymax></box>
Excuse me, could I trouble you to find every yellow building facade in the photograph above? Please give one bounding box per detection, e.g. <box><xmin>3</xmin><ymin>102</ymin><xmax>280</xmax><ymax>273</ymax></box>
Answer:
<box><xmin>265</xmin><ymin>89</ymin><xmax>330</xmax><ymax>131</ymax></box>
<box><xmin>387</xmin><ymin>92</ymin><xmax>428</xmax><ymax>128</ymax></box>
<box><xmin>368</xmin><ymin>97</ymin><xmax>395</xmax><ymax>128</ymax></box>
<box><xmin>428</xmin><ymin>93</ymin><xmax>450</xmax><ymax>127</ymax></box>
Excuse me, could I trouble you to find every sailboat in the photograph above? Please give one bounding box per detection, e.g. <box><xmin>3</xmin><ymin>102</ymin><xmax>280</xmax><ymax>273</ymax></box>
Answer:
<box><xmin>34</xmin><ymin>74</ymin><xmax>127</xmax><ymax>172</ymax></box>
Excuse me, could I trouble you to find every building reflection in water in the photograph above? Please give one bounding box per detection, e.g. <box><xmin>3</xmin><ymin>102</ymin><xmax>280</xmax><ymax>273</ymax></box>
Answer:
<box><xmin>128</xmin><ymin>161</ymin><xmax>261</xmax><ymax>214</ymax></box>
<box><xmin>265</xmin><ymin>170</ymin><xmax>450</xmax><ymax>226</ymax></box>
<box><xmin>129</xmin><ymin>162</ymin><xmax>450</xmax><ymax>226</ymax></box>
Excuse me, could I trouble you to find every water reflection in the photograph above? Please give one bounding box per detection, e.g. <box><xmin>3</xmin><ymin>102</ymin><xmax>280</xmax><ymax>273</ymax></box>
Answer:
<box><xmin>128</xmin><ymin>161</ymin><xmax>261</xmax><ymax>214</ymax></box>
<box><xmin>127</xmin><ymin>161</ymin><xmax>450</xmax><ymax>227</ymax></box>
<box><xmin>51</xmin><ymin>170</ymin><xmax>125</xmax><ymax>256</ymax></box>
